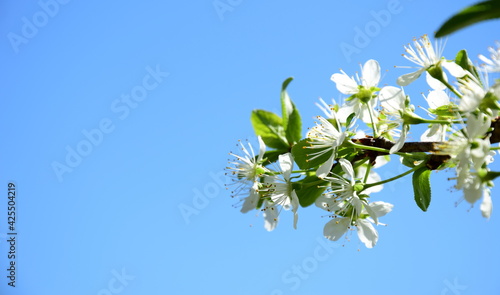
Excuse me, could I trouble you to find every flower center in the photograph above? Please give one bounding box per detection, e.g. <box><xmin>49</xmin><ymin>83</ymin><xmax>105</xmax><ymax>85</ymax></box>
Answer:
<box><xmin>356</xmin><ymin>87</ymin><xmax>374</xmax><ymax>104</ymax></box>
<box><xmin>353</xmin><ymin>183</ymin><xmax>364</xmax><ymax>192</ymax></box>
<box><xmin>470</xmin><ymin>140</ymin><xmax>480</xmax><ymax>150</ymax></box>
<box><xmin>255</xmin><ymin>165</ymin><xmax>266</xmax><ymax>177</ymax></box>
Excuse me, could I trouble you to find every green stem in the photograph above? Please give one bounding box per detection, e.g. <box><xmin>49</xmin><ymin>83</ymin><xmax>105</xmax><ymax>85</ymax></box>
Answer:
<box><xmin>363</xmin><ymin>162</ymin><xmax>372</xmax><ymax>184</ymax></box>
<box><xmin>362</xmin><ymin>161</ymin><xmax>427</xmax><ymax>191</ymax></box>
<box><xmin>266</xmin><ymin>170</ymin><xmax>307</xmax><ymax>176</ymax></box>
<box><xmin>290</xmin><ymin>170</ymin><xmax>308</xmax><ymax>174</ymax></box>
<box><xmin>419</xmin><ymin>119</ymin><xmax>462</xmax><ymax>124</ymax></box>
<box><xmin>352</xmin><ymin>157</ymin><xmax>370</xmax><ymax>169</ymax></box>
<box><xmin>348</xmin><ymin>140</ymin><xmax>418</xmax><ymax>157</ymax></box>
<box><xmin>442</xmin><ymin>80</ymin><xmax>462</xmax><ymax>98</ymax></box>
<box><xmin>347</xmin><ymin>141</ymin><xmax>390</xmax><ymax>153</ymax></box>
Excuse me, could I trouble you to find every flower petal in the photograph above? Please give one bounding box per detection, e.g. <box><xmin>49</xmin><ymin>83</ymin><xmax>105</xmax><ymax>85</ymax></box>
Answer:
<box><xmin>338</xmin><ymin>158</ymin><xmax>355</xmax><ymax>182</ymax></box>
<box><xmin>331</xmin><ymin>72</ymin><xmax>358</xmax><ymax>94</ymax></box>
<box><xmin>316</xmin><ymin>154</ymin><xmax>335</xmax><ymax>179</ymax></box>
<box><xmin>367</xmin><ymin>201</ymin><xmax>394</xmax><ymax>223</ymax></box>
<box><xmin>379</xmin><ymin>86</ymin><xmax>405</xmax><ymax>113</ymax></box>
<box><xmin>240</xmin><ymin>185</ymin><xmax>260</xmax><ymax>213</ymax></box>
<box><xmin>257</xmin><ymin>136</ymin><xmax>266</xmax><ymax>161</ymax></box>
<box><xmin>397</xmin><ymin>69</ymin><xmax>425</xmax><ymax>86</ymax></box>
<box><xmin>425</xmin><ymin>90</ymin><xmax>449</xmax><ymax>109</ymax></box>
<box><xmin>467</xmin><ymin>113</ymin><xmax>491</xmax><ymax>139</ymax></box>
<box><xmin>278</xmin><ymin>153</ymin><xmax>294</xmax><ymax>180</ymax></box>
<box><xmin>442</xmin><ymin>61</ymin><xmax>467</xmax><ymax>78</ymax></box>
<box><xmin>351</xmin><ymin>195</ymin><xmax>363</xmax><ymax>215</ymax></box>
<box><xmin>421</xmin><ymin>124</ymin><xmax>446</xmax><ymax>142</ymax></box>
<box><xmin>390</xmin><ymin>125</ymin><xmax>408</xmax><ymax>154</ymax></box>
<box><xmin>480</xmin><ymin>189</ymin><xmax>493</xmax><ymax>219</ymax></box>
<box><xmin>324</xmin><ymin>217</ymin><xmax>350</xmax><ymax>241</ymax></box>
<box><xmin>315</xmin><ymin>194</ymin><xmax>343</xmax><ymax>212</ymax></box>
<box><xmin>463</xmin><ymin>176</ymin><xmax>483</xmax><ymax>204</ymax></box>
<box><xmin>337</xmin><ymin>102</ymin><xmax>359</xmax><ymax>123</ymax></box>
<box><xmin>291</xmin><ymin>190</ymin><xmax>299</xmax><ymax>229</ymax></box>
<box><xmin>362</xmin><ymin>59</ymin><xmax>381</xmax><ymax>87</ymax></box>
<box><xmin>356</xmin><ymin>219</ymin><xmax>378</xmax><ymax>248</ymax></box>
<box><xmin>459</xmin><ymin>94</ymin><xmax>480</xmax><ymax>113</ymax></box>
<box><xmin>263</xmin><ymin>202</ymin><xmax>278</xmax><ymax>231</ymax></box>
<box><xmin>426</xmin><ymin>71</ymin><xmax>446</xmax><ymax>90</ymax></box>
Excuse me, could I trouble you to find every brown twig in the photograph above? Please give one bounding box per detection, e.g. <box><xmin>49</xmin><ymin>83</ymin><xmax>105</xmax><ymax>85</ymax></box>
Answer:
<box><xmin>351</xmin><ymin>137</ymin><xmax>450</xmax><ymax>170</ymax></box>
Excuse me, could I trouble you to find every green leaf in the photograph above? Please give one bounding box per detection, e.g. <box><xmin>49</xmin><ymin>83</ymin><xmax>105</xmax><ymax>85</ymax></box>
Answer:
<box><xmin>291</xmin><ymin>138</ymin><xmax>333</xmax><ymax>170</ymax></box>
<box><xmin>294</xmin><ymin>176</ymin><xmax>328</xmax><ymax>207</ymax></box>
<box><xmin>484</xmin><ymin>171</ymin><xmax>500</xmax><ymax>182</ymax></box>
<box><xmin>251</xmin><ymin>110</ymin><xmax>289</xmax><ymax>150</ymax></box>
<box><xmin>286</xmin><ymin>105</ymin><xmax>302</xmax><ymax>145</ymax></box>
<box><xmin>455</xmin><ymin>50</ymin><xmax>480</xmax><ymax>81</ymax></box>
<box><xmin>345</xmin><ymin>112</ymin><xmax>356</xmax><ymax>128</ymax></box>
<box><xmin>412</xmin><ymin>167</ymin><xmax>432</xmax><ymax>212</ymax></box>
<box><xmin>435</xmin><ymin>0</ymin><xmax>500</xmax><ymax>37</ymax></box>
<box><xmin>280</xmin><ymin>77</ymin><xmax>302</xmax><ymax>145</ymax></box>
<box><xmin>402</xmin><ymin>153</ymin><xmax>428</xmax><ymax>168</ymax></box>
<box><xmin>280</xmin><ymin>77</ymin><xmax>294</xmax><ymax>126</ymax></box>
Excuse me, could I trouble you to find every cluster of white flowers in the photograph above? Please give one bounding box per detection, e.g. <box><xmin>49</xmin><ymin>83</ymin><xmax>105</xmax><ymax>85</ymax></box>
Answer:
<box><xmin>227</xmin><ymin>34</ymin><xmax>500</xmax><ymax>248</ymax></box>
<box><xmin>227</xmin><ymin>137</ymin><xmax>299</xmax><ymax>231</ymax></box>
<box><xmin>392</xmin><ymin>35</ymin><xmax>499</xmax><ymax>219</ymax></box>
<box><xmin>315</xmin><ymin>159</ymin><xmax>393</xmax><ymax>248</ymax></box>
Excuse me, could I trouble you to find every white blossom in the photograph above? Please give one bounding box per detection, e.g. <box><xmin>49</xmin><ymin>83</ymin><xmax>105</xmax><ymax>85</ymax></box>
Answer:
<box><xmin>226</xmin><ymin>137</ymin><xmax>268</xmax><ymax>212</ymax></box>
<box><xmin>260</xmin><ymin>153</ymin><xmax>299</xmax><ymax>230</ymax></box>
<box><xmin>420</xmin><ymin>90</ymin><xmax>451</xmax><ymax>142</ymax></box>
<box><xmin>317</xmin><ymin>197</ymin><xmax>393</xmax><ymax>248</ymax></box>
<box><xmin>315</xmin><ymin>159</ymin><xmax>394</xmax><ymax>248</ymax></box>
<box><xmin>331</xmin><ymin>59</ymin><xmax>381</xmax><ymax>123</ymax></box>
<box><xmin>306</xmin><ymin>116</ymin><xmax>349</xmax><ymax>178</ymax></box>
<box><xmin>397</xmin><ymin>34</ymin><xmax>466</xmax><ymax>86</ymax></box>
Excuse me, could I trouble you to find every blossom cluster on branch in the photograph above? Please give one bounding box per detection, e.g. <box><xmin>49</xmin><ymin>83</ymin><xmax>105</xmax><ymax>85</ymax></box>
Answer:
<box><xmin>226</xmin><ymin>34</ymin><xmax>500</xmax><ymax>248</ymax></box>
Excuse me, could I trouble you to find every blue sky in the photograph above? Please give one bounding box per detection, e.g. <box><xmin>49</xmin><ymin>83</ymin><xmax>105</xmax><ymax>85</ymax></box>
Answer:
<box><xmin>1</xmin><ymin>1</ymin><xmax>500</xmax><ymax>294</ymax></box>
